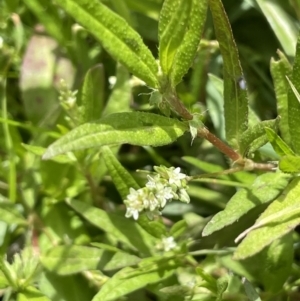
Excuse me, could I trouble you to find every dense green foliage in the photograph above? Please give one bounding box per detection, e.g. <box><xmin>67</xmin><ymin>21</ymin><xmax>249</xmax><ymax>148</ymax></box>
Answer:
<box><xmin>1</xmin><ymin>0</ymin><xmax>300</xmax><ymax>300</ymax></box>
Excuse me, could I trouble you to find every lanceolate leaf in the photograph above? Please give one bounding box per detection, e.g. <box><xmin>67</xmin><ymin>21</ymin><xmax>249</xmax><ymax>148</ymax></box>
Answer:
<box><xmin>243</xmin><ymin>279</ymin><xmax>262</xmax><ymax>301</ymax></box>
<box><xmin>43</xmin><ymin>112</ymin><xmax>188</xmax><ymax>159</ymax></box>
<box><xmin>234</xmin><ymin>177</ymin><xmax>300</xmax><ymax>259</ymax></box>
<box><xmin>22</xmin><ymin>144</ymin><xmax>77</xmax><ymax>164</ymax></box>
<box><xmin>125</xmin><ymin>0</ymin><xmax>163</xmax><ymax>20</ymax></box>
<box><xmin>209</xmin><ymin>0</ymin><xmax>248</xmax><ymax>149</ymax></box>
<box><xmin>239</xmin><ymin>118</ymin><xmax>279</xmax><ymax>156</ymax></box>
<box><xmin>17</xmin><ymin>286</ymin><xmax>51</xmax><ymax>301</ymax></box>
<box><xmin>207</xmin><ymin>74</ymin><xmax>258</xmax><ymax>141</ymax></box>
<box><xmin>288</xmin><ymin>34</ymin><xmax>300</xmax><ymax>154</ymax></box>
<box><xmin>256</xmin><ymin>0</ymin><xmax>297</xmax><ymax>57</ymax></box>
<box><xmin>169</xmin><ymin>0</ymin><xmax>207</xmax><ymax>87</ymax></box>
<box><xmin>256</xmin><ymin>234</ymin><xmax>293</xmax><ymax>293</ymax></box>
<box><xmin>0</xmin><ymin>202</ymin><xmax>27</xmax><ymax>225</ymax></box>
<box><xmin>279</xmin><ymin>155</ymin><xmax>300</xmax><ymax>173</ymax></box>
<box><xmin>55</xmin><ymin>0</ymin><xmax>158</xmax><ymax>88</ymax></box>
<box><xmin>102</xmin><ymin>64</ymin><xmax>131</xmax><ymax>117</ymax></box>
<box><xmin>202</xmin><ymin>172</ymin><xmax>291</xmax><ymax>236</ymax></box>
<box><xmin>270</xmin><ymin>50</ymin><xmax>292</xmax><ymax>145</ymax></box>
<box><xmin>159</xmin><ymin>0</ymin><xmax>191</xmax><ymax>76</ymax></box>
<box><xmin>67</xmin><ymin>199</ymin><xmax>155</xmax><ymax>255</ymax></box>
<box><xmin>239</xmin><ymin>235</ymin><xmax>293</xmax><ymax>294</ymax></box>
<box><xmin>102</xmin><ymin>146</ymin><xmax>139</xmax><ymax>199</ymax></box>
<box><xmin>92</xmin><ymin>258</ymin><xmax>179</xmax><ymax>301</ymax></box>
<box><xmin>101</xmin><ymin>147</ymin><xmax>167</xmax><ymax>238</ymax></box>
<box><xmin>41</xmin><ymin>245</ymin><xmax>105</xmax><ymax>275</ymax></box>
<box><xmin>40</xmin><ymin>245</ymin><xmax>140</xmax><ymax>275</ymax></box>
<box><xmin>79</xmin><ymin>64</ymin><xmax>105</xmax><ymax>123</ymax></box>
<box><xmin>159</xmin><ymin>0</ymin><xmax>208</xmax><ymax>87</ymax></box>
<box><xmin>265</xmin><ymin>127</ymin><xmax>295</xmax><ymax>157</ymax></box>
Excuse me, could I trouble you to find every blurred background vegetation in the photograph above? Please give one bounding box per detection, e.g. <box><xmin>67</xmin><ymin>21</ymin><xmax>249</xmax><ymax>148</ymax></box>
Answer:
<box><xmin>0</xmin><ymin>0</ymin><xmax>300</xmax><ymax>300</ymax></box>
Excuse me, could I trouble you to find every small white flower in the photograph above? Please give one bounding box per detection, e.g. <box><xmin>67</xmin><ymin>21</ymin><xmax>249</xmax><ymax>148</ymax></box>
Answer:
<box><xmin>157</xmin><ymin>236</ymin><xmax>177</xmax><ymax>252</ymax></box>
<box><xmin>155</xmin><ymin>186</ymin><xmax>173</xmax><ymax>207</ymax></box>
<box><xmin>124</xmin><ymin>188</ymin><xmax>146</xmax><ymax>220</ymax></box>
<box><xmin>178</xmin><ymin>188</ymin><xmax>190</xmax><ymax>203</ymax></box>
<box><xmin>125</xmin><ymin>206</ymin><xmax>140</xmax><ymax>220</ymax></box>
<box><xmin>108</xmin><ymin>76</ymin><xmax>117</xmax><ymax>88</ymax></box>
<box><xmin>167</xmin><ymin>167</ymin><xmax>187</xmax><ymax>187</ymax></box>
<box><xmin>145</xmin><ymin>175</ymin><xmax>157</xmax><ymax>189</ymax></box>
<box><xmin>143</xmin><ymin>192</ymin><xmax>160</xmax><ymax>211</ymax></box>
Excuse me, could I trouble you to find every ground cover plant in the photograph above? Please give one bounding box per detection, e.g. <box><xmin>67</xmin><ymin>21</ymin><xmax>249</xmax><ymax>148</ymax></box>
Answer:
<box><xmin>1</xmin><ymin>0</ymin><xmax>300</xmax><ymax>300</ymax></box>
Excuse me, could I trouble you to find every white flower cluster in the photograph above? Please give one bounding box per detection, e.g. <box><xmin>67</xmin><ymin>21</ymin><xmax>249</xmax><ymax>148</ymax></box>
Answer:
<box><xmin>124</xmin><ymin>166</ymin><xmax>190</xmax><ymax>220</ymax></box>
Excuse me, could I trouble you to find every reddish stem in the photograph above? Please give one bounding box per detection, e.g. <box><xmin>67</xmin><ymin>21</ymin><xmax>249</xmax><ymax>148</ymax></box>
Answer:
<box><xmin>197</xmin><ymin>127</ymin><xmax>241</xmax><ymax>162</ymax></box>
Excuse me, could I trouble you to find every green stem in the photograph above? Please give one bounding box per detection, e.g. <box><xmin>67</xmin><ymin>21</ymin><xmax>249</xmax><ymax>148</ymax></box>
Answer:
<box><xmin>189</xmin><ymin>166</ymin><xmax>244</xmax><ymax>179</ymax></box>
<box><xmin>1</xmin><ymin>79</ymin><xmax>16</xmax><ymax>202</ymax></box>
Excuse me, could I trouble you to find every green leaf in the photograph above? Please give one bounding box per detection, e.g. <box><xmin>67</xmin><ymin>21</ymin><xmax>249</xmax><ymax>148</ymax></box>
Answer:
<box><xmin>182</xmin><ymin>156</ymin><xmax>223</xmax><ymax>173</ymax></box>
<box><xmin>288</xmin><ymin>35</ymin><xmax>300</xmax><ymax>154</ymax></box>
<box><xmin>40</xmin><ymin>245</ymin><xmax>140</xmax><ymax>275</ymax></box>
<box><xmin>0</xmin><ymin>269</ymin><xmax>8</xmax><ymax>290</ymax></box>
<box><xmin>110</xmin><ymin>0</ymin><xmax>133</xmax><ymax>26</ymax></box>
<box><xmin>92</xmin><ymin>257</ymin><xmax>179</xmax><ymax>301</ymax></box>
<box><xmin>0</xmin><ymin>202</ymin><xmax>27</xmax><ymax>225</ymax></box>
<box><xmin>265</xmin><ymin>127</ymin><xmax>295</xmax><ymax>157</ymax></box>
<box><xmin>17</xmin><ymin>286</ymin><xmax>51</xmax><ymax>301</ymax></box>
<box><xmin>55</xmin><ymin>0</ymin><xmax>158</xmax><ymax>87</ymax></box>
<box><xmin>256</xmin><ymin>234</ymin><xmax>293</xmax><ymax>293</ymax></box>
<box><xmin>234</xmin><ymin>177</ymin><xmax>300</xmax><ymax>259</ymax></box>
<box><xmin>67</xmin><ymin>199</ymin><xmax>155</xmax><ymax>256</ymax></box>
<box><xmin>79</xmin><ymin>64</ymin><xmax>105</xmax><ymax>123</ymax></box>
<box><xmin>22</xmin><ymin>144</ymin><xmax>77</xmax><ymax>164</ymax></box>
<box><xmin>207</xmin><ymin>74</ymin><xmax>259</xmax><ymax>137</ymax></box>
<box><xmin>242</xmin><ymin>279</ymin><xmax>262</xmax><ymax>301</ymax></box>
<box><xmin>279</xmin><ymin>155</ymin><xmax>300</xmax><ymax>173</ymax></box>
<box><xmin>102</xmin><ymin>64</ymin><xmax>131</xmax><ymax>117</ymax></box>
<box><xmin>102</xmin><ymin>146</ymin><xmax>139</xmax><ymax>199</ymax></box>
<box><xmin>234</xmin><ymin>234</ymin><xmax>293</xmax><ymax>291</ymax></box>
<box><xmin>190</xmin><ymin>49</ymin><xmax>211</xmax><ymax>104</ymax></box>
<box><xmin>101</xmin><ymin>148</ymin><xmax>167</xmax><ymax>240</ymax></box>
<box><xmin>209</xmin><ymin>0</ymin><xmax>248</xmax><ymax>149</ymax></box>
<box><xmin>170</xmin><ymin>220</ymin><xmax>187</xmax><ymax>238</ymax></box>
<box><xmin>159</xmin><ymin>0</ymin><xmax>190</xmax><ymax>76</ymax></box>
<box><xmin>207</xmin><ymin>74</ymin><xmax>225</xmax><ymax>139</ymax></box>
<box><xmin>270</xmin><ymin>50</ymin><xmax>292</xmax><ymax>145</ymax></box>
<box><xmin>125</xmin><ymin>0</ymin><xmax>163</xmax><ymax>20</ymax></box>
<box><xmin>239</xmin><ymin>118</ymin><xmax>279</xmax><ymax>156</ymax></box>
<box><xmin>196</xmin><ymin>267</ymin><xmax>217</xmax><ymax>293</ymax></box>
<box><xmin>223</xmin><ymin>235</ymin><xmax>293</xmax><ymax>293</ymax></box>
<box><xmin>216</xmin><ymin>277</ymin><xmax>228</xmax><ymax>301</ymax></box>
<box><xmin>158</xmin><ymin>0</ymin><xmax>208</xmax><ymax>87</ymax></box>
<box><xmin>39</xmin><ymin>272</ymin><xmax>94</xmax><ymax>301</ymax></box>
<box><xmin>38</xmin><ymin>203</ymin><xmax>90</xmax><ymax>249</ymax></box>
<box><xmin>43</xmin><ymin>112</ymin><xmax>187</xmax><ymax>159</ymax></box>
<box><xmin>256</xmin><ymin>0</ymin><xmax>297</xmax><ymax>57</ymax></box>
<box><xmin>40</xmin><ymin>245</ymin><xmax>104</xmax><ymax>275</ymax></box>
<box><xmin>202</xmin><ymin>172</ymin><xmax>291</xmax><ymax>236</ymax></box>
<box><xmin>287</xmin><ymin>75</ymin><xmax>300</xmax><ymax>102</ymax></box>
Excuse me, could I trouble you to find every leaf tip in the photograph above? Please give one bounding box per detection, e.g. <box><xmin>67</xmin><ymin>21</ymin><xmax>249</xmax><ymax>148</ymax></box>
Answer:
<box><xmin>42</xmin><ymin>149</ymin><xmax>52</xmax><ymax>160</ymax></box>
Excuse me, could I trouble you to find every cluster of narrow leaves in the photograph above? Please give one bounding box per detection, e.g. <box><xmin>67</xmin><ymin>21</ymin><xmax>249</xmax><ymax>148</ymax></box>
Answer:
<box><xmin>2</xmin><ymin>0</ymin><xmax>300</xmax><ymax>300</ymax></box>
